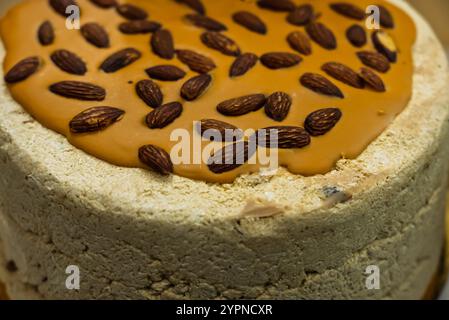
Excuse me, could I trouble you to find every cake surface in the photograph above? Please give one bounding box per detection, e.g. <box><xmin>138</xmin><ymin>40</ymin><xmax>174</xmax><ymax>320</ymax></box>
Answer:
<box><xmin>0</xmin><ymin>0</ymin><xmax>449</xmax><ymax>300</ymax></box>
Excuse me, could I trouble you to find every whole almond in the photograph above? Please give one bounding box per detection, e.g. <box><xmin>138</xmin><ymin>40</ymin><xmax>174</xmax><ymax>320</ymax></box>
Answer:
<box><xmin>38</xmin><ymin>21</ymin><xmax>54</xmax><ymax>46</ymax></box>
<box><xmin>322</xmin><ymin>62</ymin><xmax>364</xmax><ymax>89</ymax></box>
<box><xmin>260</xmin><ymin>52</ymin><xmax>302</xmax><ymax>70</ymax></box>
<box><xmin>201</xmin><ymin>32</ymin><xmax>241</xmax><ymax>57</ymax></box>
<box><xmin>378</xmin><ymin>5</ymin><xmax>394</xmax><ymax>28</ymax></box>
<box><xmin>229</xmin><ymin>53</ymin><xmax>258</xmax><ymax>77</ymax></box>
<box><xmin>69</xmin><ymin>106</ymin><xmax>124</xmax><ymax>133</ymax></box>
<box><xmin>81</xmin><ymin>23</ymin><xmax>110</xmax><ymax>48</ymax></box>
<box><xmin>100</xmin><ymin>48</ymin><xmax>141</xmax><ymax>73</ymax></box>
<box><xmin>217</xmin><ymin>94</ymin><xmax>266</xmax><ymax>116</ymax></box>
<box><xmin>49</xmin><ymin>0</ymin><xmax>78</xmax><ymax>17</ymax></box>
<box><xmin>138</xmin><ymin>145</ymin><xmax>173</xmax><ymax>175</ymax></box>
<box><xmin>175</xmin><ymin>0</ymin><xmax>206</xmax><ymax>15</ymax></box>
<box><xmin>207</xmin><ymin>141</ymin><xmax>255</xmax><ymax>174</ymax></box>
<box><xmin>287</xmin><ymin>4</ymin><xmax>314</xmax><ymax>26</ymax></box>
<box><xmin>287</xmin><ymin>31</ymin><xmax>312</xmax><ymax>56</ymax></box>
<box><xmin>306</xmin><ymin>22</ymin><xmax>337</xmax><ymax>50</ymax></box>
<box><xmin>256</xmin><ymin>126</ymin><xmax>311</xmax><ymax>149</ymax></box>
<box><xmin>304</xmin><ymin>108</ymin><xmax>342</xmax><ymax>136</ymax></box>
<box><xmin>136</xmin><ymin>79</ymin><xmax>163</xmax><ymax>108</ymax></box>
<box><xmin>372</xmin><ymin>31</ymin><xmax>397</xmax><ymax>62</ymax></box>
<box><xmin>145</xmin><ymin>65</ymin><xmax>186</xmax><ymax>81</ymax></box>
<box><xmin>257</xmin><ymin>0</ymin><xmax>295</xmax><ymax>12</ymax></box>
<box><xmin>49</xmin><ymin>81</ymin><xmax>106</xmax><ymax>101</ymax></box>
<box><xmin>359</xmin><ymin>68</ymin><xmax>386</xmax><ymax>92</ymax></box>
<box><xmin>51</xmin><ymin>49</ymin><xmax>87</xmax><ymax>75</ymax></box>
<box><xmin>146</xmin><ymin>102</ymin><xmax>183</xmax><ymax>128</ymax></box>
<box><xmin>176</xmin><ymin>49</ymin><xmax>216</xmax><ymax>73</ymax></box>
<box><xmin>300</xmin><ymin>73</ymin><xmax>344</xmax><ymax>98</ymax></box>
<box><xmin>185</xmin><ymin>14</ymin><xmax>227</xmax><ymax>31</ymax></box>
<box><xmin>199</xmin><ymin>119</ymin><xmax>241</xmax><ymax>142</ymax></box>
<box><xmin>264</xmin><ymin>92</ymin><xmax>292</xmax><ymax>122</ymax></box>
<box><xmin>346</xmin><ymin>25</ymin><xmax>366</xmax><ymax>47</ymax></box>
<box><xmin>90</xmin><ymin>0</ymin><xmax>117</xmax><ymax>8</ymax></box>
<box><xmin>116</xmin><ymin>4</ymin><xmax>148</xmax><ymax>20</ymax></box>
<box><xmin>330</xmin><ymin>3</ymin><xmax>365</xmax><ymax>20</ymax></box>
<box><xmin>357</xmin><ymin>51</ymin><xmax>390</xmax><ymax>73</ymax></box>
<box><xmin>119</xmin><ymin>20</ymin><xmax>162</xmax><ymax>34</ymax></box>
<box><xmin>4</xmin><ymin>57</ymin><xmax>40</xmax><ymax>84</ymax></box>
<box><xmin>181</xmin><ymin>74</ymin><xmax>212</xmax><ymax>101</ymax></box>
<box><xmin>232</xmin><ymin>11</ymin><xmax>267</xmax><ymax>35</ymax></box>
<box><xmin>151</xmin><ymin>29</ymin><xmax>175</xmax><ymax>60</ymax></box>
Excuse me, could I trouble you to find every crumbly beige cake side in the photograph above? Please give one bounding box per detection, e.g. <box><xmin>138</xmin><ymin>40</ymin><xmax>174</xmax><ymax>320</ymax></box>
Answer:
<box><xmin>0</xmin><ymin>0</ymin><xmax>449</xmax><ymax>299</ymax></box>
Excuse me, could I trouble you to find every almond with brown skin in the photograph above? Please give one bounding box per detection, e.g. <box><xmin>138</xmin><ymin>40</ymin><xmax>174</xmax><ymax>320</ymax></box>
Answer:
<box><xmin>38</xmin><ymin>21</ymin><xmax>54</xmax><ymax>46</ymax></box>
<box><xmin>207</xmin><ymin>141</ymin><xmax>255</xmax><ymax>174</ymax></box>
<box><xmin>256</xmin><ymin>126</ymin><xmax>311</xmax><ymax>149</ymax></box>
<box><xmin>200</xmin><ymin>32</ymin><xmax>241</xmax><ymax>57</ymax></box>
<box><xmin>138</xmin><ymin>145</ymin><xmax>173</xmax><ymax>175</ymax></box>
<box><xmin>146</xmin><ymin>102</ymin><xmax>183</xmax><ymax>129</ymax></box>
<box><xmin>330</xmin><ymin>3</ymin><xmax>365</xmax><ymax>20</ymax></box>
<box><xmin>287</xmin><ymin>31</ymin><xmax>312</xmax><ymax>56</ymax></box>
<box><xmin>176</xmin><ymin>49</ymin><xmax>216</xmax><ymax>74</ymax></box>
<box><xmin>306</xmin><ymin>22</ymin><xmax>337</xmax><ymax>50</ymax></box>
<box><xmin>119</xmin><ymin>20</ymin><xmax>161</xmax><ymax>34</ymax></box>
<box><xmin>260</xmin><ymin>52</ymin><xmax>302</xmax><ymax>70</ymax></box>
<box><xmin>264</xmin><ymin>92</ymin><xmax>292</xmax><ymax>122</ymax></box>
<box><xmin>359</xmin><ymin>68</ymin><xmax>386</xmax><ymax>92</ymax></box>
<box><xmin>69</xmin><ymin>106</ymin><xmax>124</xmax><ymax>133</ymax></box>
<box><xmin>322</xmin><ymin>62</ymin><xmax>364</xmax><ymax>89</ymax></box>
<box><xmin>356</xmin><ymin>51</ymin><xmax>390</xmax><ymax>73</ymax></box>
<box><xmin>81</xmin><ymin>23</ymin><xmax>110</xmax><ymax>48</ymax></box>
<box><xmin>232</xmin><ymin>11</ymin><xmax>267</xmax><ymax>35</ymax></box>
<box><xmin>378</xmin><ymin>5</ymin><xmax>394</xmax><ymax>28</ymax></box>
<box><xmin>136</xmin><ymin>79</ymin><xmax>163</xmax><ymax>108</ymax></box>
<box><xmin>51</xmin><ymin>49</ymin><xmax>87</xmax><ymax>75</ymax></box>
<box><xmin>372</xmin><ymin>31</ymin><xmax>397</xmax><ymax>63</ymax></box>
<box><xmin>229</xmin><ymin>53</ymin><xmax>258</xmax><ymax>77</ymax></box>
<box><xmin>100</xmin><ymin>48</ymin><xmax>141</xmax><ymax>73</ymax></box>
<box><xmin>181</xmin><ymin>74</ymin><xmax>212</xmax><ymax>101</ymax></box>
<box><xmin>257</xmin><ymin>0</ymin><xmax>295</xmax><ymax>12</ymax></box>
<box><xmin>49</xmin><ymin>81</ymin><xmax>106</xmax><ymax>101</ymax></box>
<box><xmin>199</xmin><ymin>119</ymin><xmax>241</xmax><ymax>142</ymax></box>
<box><xmin>4</xmin><ymin>57</ymin><xmax>40</xmax><ymax>84</ymax></box>
<box><xmin>304</xmin><ymin>108</ymin><xmax>342</xmax><ymax>136</ymax></box>
<box><xmin>90</xmin><ymin>0</ymin><xmax>117</xmax><ymax>8</ymax></box>
<box><xmin>286</xmin><ymin>4</ymin><xmax>314</xmax><ymax>26</ymax></box>
<box><xmin>300</xmin><ymin>73</ymin><xmax>344</xmax><ymax>98</ymax></box>
<box><xmin>217</xmin><ymin>94</ymin><xmax>266</xmax><ymax>116</ymax></box>
<box><xmin>116</xmin><ymin>4</ymin><xmax>148</xmax><ymax>20</ymax></box>
<box><xmin>346</xmin><ymin>25</ymin><xmax>366</xmax><ymax>47</ymax></box>
<box><xmin>151</xmin><ymin>29</ymin><xmax>175</xmax><ymax>60</ymax></box>
<box><xmin>49</xmin><ymin>0</ymin><xmax>78</xmax><ymax>17</ymax></box>
<box><xmin>145</xmin><ymin>65</ymin><xmax>186</xmax><ymax>81</ymax></box>
<box><xmin>185</xmin><ymin>14</ymin><xmax>227</xmax><ymax>32</ymax></box>
<box><xmin>175</xmin><ymin>0</ymin><xmax>205</xmax><ymax>15</ymax></box>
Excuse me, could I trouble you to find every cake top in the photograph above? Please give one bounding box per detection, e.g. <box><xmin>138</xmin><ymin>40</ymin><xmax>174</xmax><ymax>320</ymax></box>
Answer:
<box><xmin>1</xmin><ymin>0</ymin><xmax>415</xmax><ymax>183</ymax></box>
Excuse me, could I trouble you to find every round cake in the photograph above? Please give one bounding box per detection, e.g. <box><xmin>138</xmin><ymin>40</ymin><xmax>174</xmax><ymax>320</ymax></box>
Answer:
<box><xmin>0</xmin><ymin>0</ymin><xmax>449</xmax><ymax>299</ymax></box>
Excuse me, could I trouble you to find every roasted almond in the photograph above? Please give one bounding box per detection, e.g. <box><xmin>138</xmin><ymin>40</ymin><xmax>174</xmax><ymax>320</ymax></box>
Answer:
<box><xmin>136</xmin><ymin>79</ymin><xmax>163</xmax><ymax>108</ymax></box>
<box><xmin>322</xmin><ymin>62</ymin><xmax>364</xmax><ymax>89</ymax></box>
<box><xmin>38</xmin><ymin>21</ymin><xmax>54</xmax><ymax>46</ymax></box>
<box><xmin>175</xmin><ymin>0</ymin><xmax>206</xmax><ymax>15</ymax></box>
<box><xmin>51</xmin><ymin>49</ymin><xmax>87</xmax><ymax>75</ymax></box>
<box><xmin>286</xmin><ymin>4</ymin><xmax>314</xmax><ymax>26</ymax></box>
<box><xmin>232</xmin><ymin>11</ymin><xmax>267</xmax><ymax>35</ymax></box>
<box><xmin>346</xmin><ymin>24</ymin><xmax>366</xmax><ymax>47</ymax></box>
<box><xmin>200</xmin><ymin>32</ymin><xmax>241</xmax><ymax>57</ymax></box>
<box><xmin>260</xmin><ymin>52</ymin><xmax>302</xmax><ymax>70</ymax></box>
<box><xmin>151</xmin><ymin>29</ymin><xmax>175</xmax><ymax>60</ymax></box>
<box><xmin>81</xmin><ymin>23</ymin><xmax>109</xmax><ymax>48</ymax></box>
<box><xmin>356</xmin><ymin>51</ymin><xmax>390</xmax><ymax>73</ymax></box>
<box><xmin>229</xmin><ymin>53</ymin><xmax>258</xmax><ymax>77</ymax></box>
<box><xmin>306</xmin><ymin>22</ymin><xmax>337</xmax><ymax>50</ymax></box>
<box><xmin>100</xmin><ymin>48</ymin><xmax>141</xmax><ymax>73</ymax></box>
<box><xmin>287</xmin><ymin>31</ymin><xmax>312</xmax><ymax>56</ymax></box>
<box><xmin>176</xmin><ymin>49</ymin><xmax>216</xmax><ymax>74</ymax></box>
<box><xmin>116</xmin><ymin>4</ymin><xmax>148</xmax><ymax>20</ymax></box>
<box><xmin>49</xmin><ymin>0</ymin><xmax>78</xmax><ymax>17</ymax></box>
<box><xmin>119</xmin><ymin>20</ymin><xmax>162</xmax><ymax>34</ymax></box>
<box><xmin>378</xmin><ymin>5</ymin><xmax>394</xmax><ymax>28</ymax></box>
<box><xmin>257</xmin><ymin>0</ymin><xmax>295</xmax><ymax>12</ymax></box>
<box><xmin>138</xmin><ymin>145</ymin><xmax>173</xmax><ymax>175</ymax></box>
<box><xmin>185</xmin><ymin>14</ymin><xmax>227</xmax><ymax>31</ymax></box>
<box><xmin>146</xmin><ymin>102</ymin><xmax>183</xmax><ymax>129</ymax></box>
<box><xmin>217</xmin><ymin>94</ymin><xmax>266</xmax><ymax>116</ymax></box>
<box><xmin>330</xmin><ymin>3</ymin><xmax>365</xmax><ymax>20</ymax></box>
<box><xmin>4</xmin><ymin>57</ymin><xmax>40</xmax><ymax>84</ymax></box>
<box><xmin>372</xmin><ymin>30</ymin><xmax>397</xmax><ymax>63</ymax></box>
<box><xmin>180</xmin><ymin>74</ymin><xmax>212</xmax><ymax>101</ymax></box>
<box><xmin>304</xmin><ymin>108</ymin><xmax>342</xmax><ymax>136</ymax></box>
<box><xmin>207</xmin><ymin>141</ymin><xmax>255</xmax><ymax>174</ymax></box>
<box><xmin>359</xmin><ymin>67</ymin><xmax>386</xmax><ymax>92</ymax></box>
<box><xmin>198</xmin><ymin>119</ymin><xmax>241</xmax><ymax>142</ymax></box>
<box><xmin>264</xmin><ymin>92</ymin><xmax>292</xmax><ymax>122</ymax></box>
<box><xmin>49</xmin><ymin>81</ymin><xmax>106</xmax><ymax>101</ymax></box>
<box><xmin>256</xmin><ymin>126</ymin><xmax>311</xmax><ymax>149</ymax></box>
<box><xmin>145</xmin><ymin>65</ymin><xmax>186</xmax><ymax>81</ymax></box>
<box><xmin>69</xmin><ymin>106</ymin><xmax>124</xmax><ymax>133</ymax></box>
<box><xmin>90</xmin><ymin>0</ymin><xmax>117</xmax><ymax>8</ymax></box>
<box><xmin>300</xmin><ymin>73</ymin><xmax>344</xmax><ymax>98</ymax></box>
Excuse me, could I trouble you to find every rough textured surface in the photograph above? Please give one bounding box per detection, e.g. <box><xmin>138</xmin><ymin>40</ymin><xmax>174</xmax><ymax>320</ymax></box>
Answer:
<box><xmin>0</xmin><ymin>0</ymin><xmax>449</xmax><ymax>299</ymax></box>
